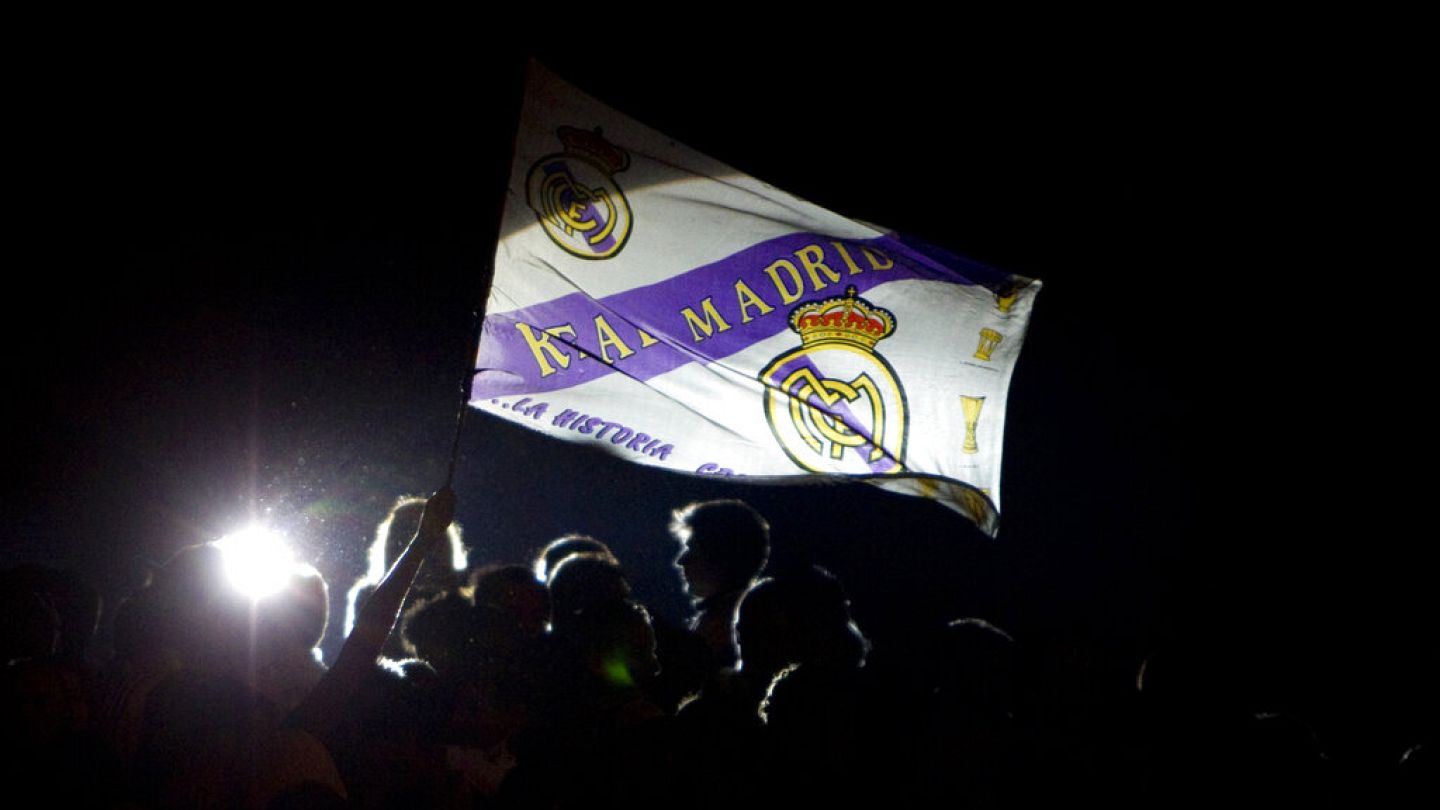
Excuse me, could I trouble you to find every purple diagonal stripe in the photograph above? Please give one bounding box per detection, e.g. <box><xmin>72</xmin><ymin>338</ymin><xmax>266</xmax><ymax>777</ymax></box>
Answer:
<box><xmin>472</xmin><ymin>230</ymin><xmax>1006</xmax><ymax>400</ymax></box>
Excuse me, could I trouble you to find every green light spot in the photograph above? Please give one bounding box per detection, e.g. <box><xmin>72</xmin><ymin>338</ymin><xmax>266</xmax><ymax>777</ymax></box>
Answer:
<box><xmin>602</xmin><ymin>655</ymin><xmax>634</xmax><ymax>688</ymax></box>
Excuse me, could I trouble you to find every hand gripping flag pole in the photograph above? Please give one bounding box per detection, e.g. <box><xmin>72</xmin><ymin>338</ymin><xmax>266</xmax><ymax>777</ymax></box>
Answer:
<box><xmin>466</xmin><ymin>62</ymin><xmax>1041</xmax><ymax>536</ymax></box>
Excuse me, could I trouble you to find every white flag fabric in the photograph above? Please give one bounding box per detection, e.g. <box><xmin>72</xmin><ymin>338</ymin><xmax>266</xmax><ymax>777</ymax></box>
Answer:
<box><xmin>472</xmin><ymin>63</ymin><xmax>1040</xmax><ymax>536</ymax></box>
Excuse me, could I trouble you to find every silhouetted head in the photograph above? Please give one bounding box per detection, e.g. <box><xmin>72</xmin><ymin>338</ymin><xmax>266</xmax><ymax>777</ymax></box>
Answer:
<box><xmin>366</xmin><ymin>495</ymin><xmax>468</xmax><ymax>592</ymax></box>
<box><xmin>400</xmin><ymin>589</ymin><xmax>476</xmax><ymax>672</ymax></box>
<box><xmin>472</xmin><ymin>564</ymin><xmax>551</xmax><ymax>640</ymax></box>
<box><xmin>736</xmin><ymin>566</ymin><xmax>866</xmax><ymax>680</ymax></box>
<box><xmin>256</xmin><ymin>565</ymin><xmax>330</xmax><ymax>657</ymax></box>
<box><xmin>127</xmin><ymin>541</ymin><xmax>331</xmax><ymax>680</ymax></box>
<box><xmin>548</xmin><ymin>552</ymin><xmax>632</xmax><ymax>629</ymax></box>
<box><xmin>1240</xmin><ymin>713</ymin><xmax>1326</xmax><ymax>771</ymax></box>
<box><xmin>559</xmin><ymin>600</ymin><xmax>660</xmax><ymax>690</ymax></box>
<box><xmin>138</xmin><ymin>543</ymin><xmax>254</xmax><ymax>669</ymax></box>
<box><xmin>933</xmin><ymin>617</ymin><xmax>1017</xmax><ymax>712</ymax></box>
<box><xmin>670</xmin><ymin>500</ymin><xmax>769</xmax><ymax>602</ymax></box>
<box><xmin>534</xmin><ymin>534</ymin><xmax>616</xmax><ymax>583</ymax></box>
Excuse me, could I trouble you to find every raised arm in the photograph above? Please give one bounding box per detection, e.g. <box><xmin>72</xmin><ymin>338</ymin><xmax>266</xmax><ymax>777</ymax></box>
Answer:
<box><xmin>290</xmin><ymin>486</ymin><xmax>457</xmax><ymax>738</ymax></box>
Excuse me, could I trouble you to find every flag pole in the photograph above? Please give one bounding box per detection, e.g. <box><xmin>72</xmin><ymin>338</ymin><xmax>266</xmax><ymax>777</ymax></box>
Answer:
<box><xmin>443</xmin><ymin>255</ymin><xmax>494</xmax><ymax>488</ymax></box>
<box><xmin>443</xmin><ymin>58</ymin><xmax>529</xmax><ymax>488</ymax></box>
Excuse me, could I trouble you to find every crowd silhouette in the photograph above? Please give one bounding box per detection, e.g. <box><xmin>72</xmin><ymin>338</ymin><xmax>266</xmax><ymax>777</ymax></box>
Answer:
<box><xmin>2</xmin><ymin>491</ymin><xmax>1433</xmax><ymax>808</ymax></box>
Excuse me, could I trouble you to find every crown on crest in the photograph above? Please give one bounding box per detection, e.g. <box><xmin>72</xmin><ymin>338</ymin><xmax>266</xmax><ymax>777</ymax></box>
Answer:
<box><xmin>788</xmin><ymin>286</ymin><xmax>896</xmax><ymax>350</ymax></box>
<box><xmin>556</xmin><ymin>126</ymin><xmax>630</xmax><ymax>174</ymax></box>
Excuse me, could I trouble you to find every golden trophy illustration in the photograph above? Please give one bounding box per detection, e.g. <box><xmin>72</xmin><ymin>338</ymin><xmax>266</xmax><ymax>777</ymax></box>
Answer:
<box><xmin>974</xmin><ymin>328</ymin><xmax>1003</xmax><ymax>361</ymax></box>
<box><xmin>960</xmin><ymin>395</ymin><xmax>985</xmax><ymax>454</ymax></box>
<box><xmin>991</xmin><ymin>277</ymin><xmax>1033</xmax><ymax>313</ymax></box>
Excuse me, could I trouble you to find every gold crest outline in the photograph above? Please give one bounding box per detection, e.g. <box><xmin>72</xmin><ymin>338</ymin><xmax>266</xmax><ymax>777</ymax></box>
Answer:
<box><xmin>524</xmin><ymin>136</ymin><xmax>633</xmax><ymax>261</ymax></box>
<box><xmin>760</xmin><ymin>340</ymin><xmax>909</xmax><ymax>475</ymax></box>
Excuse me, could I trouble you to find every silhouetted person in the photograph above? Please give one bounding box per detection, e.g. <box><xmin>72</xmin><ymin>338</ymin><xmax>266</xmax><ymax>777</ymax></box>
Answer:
<box><xmin>932</xmin><ymin>618</ymin><xmax>1019</xmax><ymax>717</ymax></box>
<box><xmin>1233</xmin><ymin>711</ymin><xmax>1331</xmax><ymax>805</ymax></box>
<box><xmin>344</xmin><ymin>494</ymin><xmax>468</xmax><ymax>657</ymax></box>
<box><xmin>1396</xmin><ymin>743</ymin><xmax>1436</xmax><ymax>805</ymax></box>
<box><xmin>108</xmin><ymin>538</ymin><xmax>354</xmax><ymax>808</ymax></box>
<box><xmin>914</xmin><ymin>617</ymin><xmax>1028</xmax><ymax>808</ymax></box>
<box><xmin>741</xmin><ymin>567</ymin><xmax>870</xmax><ymax>805</ymax></box>
<box><xmin>468</xmin><ymin>564</ymin><xmax>551</xmax><ymax>706</ymax></box>
<box><xmin>400</xmin><ymin>589</ymin><xmax>477</xmax><ymax>673</ymax></box>
<box><xmin>253</xmin><ymin>566</ymin><xmax>330</xmax><ymax>713</ymax></box>
<box><xmin>1</xmin><ymin>566</ymin><xmax>116</xmax><ymax>805</ymax></box>
<box><xmin>669</xmin><ymin>499</ymin><xmax>769</xmax><ymax>672</ymax></box>
<box><xmin>504</xmin><ymin>599</ymin><xmax>672</xmax><ymax>807</ymax></box>
<box><xmin>1133</xmin><ymin>640</ymin><xmax>1258</xmax><ymax>806</ymax></box>
<box><xmin>742</xmin><ymin>567</ymin><xmax>868</xmax><ymax>723</ymax></box>
<box><xmin>444</xmin><ymin>566</ymin><xmax>552</xmax><ymax>801</ymax></box>
<box><xmin>294</xmin><ymin>487</ymin><xmax>457</xmax><ymax>808</ymax></box>
<box><xmin>396</xmin><ymin>565</ymin><xmax>549</xmax><ymax>735</ymax></box>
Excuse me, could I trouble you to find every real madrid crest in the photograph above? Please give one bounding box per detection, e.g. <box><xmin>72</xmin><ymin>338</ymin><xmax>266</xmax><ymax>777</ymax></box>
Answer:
<box><xmin>760</xmin><ymin>286</ymin><xmax>907</xmax><ymax>475</ymax></box>
<box><xmin>526</xmin><ymin>126</ymin><xmax>633</xmax><ymax>260</ymax></box>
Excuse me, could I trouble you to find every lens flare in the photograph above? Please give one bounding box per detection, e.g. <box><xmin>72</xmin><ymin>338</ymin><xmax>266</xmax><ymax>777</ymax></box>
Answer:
<box><xmin>215</xmin><ymin>527</ymin><xmax>298</xmax><ymax>600</ymax></box>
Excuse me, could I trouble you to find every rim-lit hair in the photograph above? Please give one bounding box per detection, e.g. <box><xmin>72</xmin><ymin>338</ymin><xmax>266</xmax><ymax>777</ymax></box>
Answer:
<box><xmin>668</xmin><ymin>499</ymin><xmax>768</xmax><ymax>544</ymax></box>
<box><xmin>363</xmin><ymin>496</ymin><xmax>467</xmax><ymax>584</ymax></box>
<box><xmin>344</xmin><ymin>496</ymin><xmax>467</xmax><ymax>638</ymax></box>
<box><xmin>669</xmin><ymin>499</ymin><xmax>770</xmax><ymax>585</ymax></box>
<box><xmin>534</xmin><ymin>533</ymin><xmax>615</xmax><ymax>582</ymax></box>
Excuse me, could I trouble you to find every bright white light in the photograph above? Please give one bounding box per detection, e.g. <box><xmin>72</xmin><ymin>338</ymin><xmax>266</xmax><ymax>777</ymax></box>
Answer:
<box><xmin>215</xmin><ymin>527</ymin><xmax>298</xmax><ymax>600</ymax></box>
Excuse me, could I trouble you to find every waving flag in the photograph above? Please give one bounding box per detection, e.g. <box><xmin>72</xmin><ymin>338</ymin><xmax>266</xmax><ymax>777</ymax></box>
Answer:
<box><xmin>471</xmin><ymin>63</ymin><xmax>1040</xmax><ymax>536</ymax></box>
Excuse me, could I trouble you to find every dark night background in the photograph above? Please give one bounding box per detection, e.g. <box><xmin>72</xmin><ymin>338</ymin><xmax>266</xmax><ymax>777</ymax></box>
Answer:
<box><xmin>5</xmin><ymin>42</ymin><xmax>1430</xmax><ymax>767</ymax></box>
